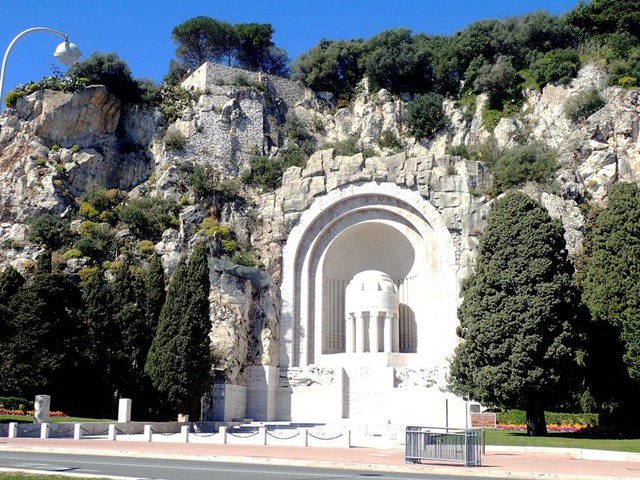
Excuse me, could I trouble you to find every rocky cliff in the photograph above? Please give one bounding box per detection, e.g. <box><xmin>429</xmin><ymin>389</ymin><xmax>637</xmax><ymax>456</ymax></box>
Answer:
<box><xmin>0</xmin><ymin>62</ymin><xmax>638</xmax><ymax>385</ymax></box>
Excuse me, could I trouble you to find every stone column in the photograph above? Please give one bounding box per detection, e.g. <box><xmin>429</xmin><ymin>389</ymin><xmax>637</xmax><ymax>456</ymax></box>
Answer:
<box><xmin>34</xmin><ymin>395</ymin><xmax>50</xmax><ymax>424</ymax></box>
<box><xmin>383</xmin><ymin>314</ymin><xmax>392</xmax><ymax>353</ymax></box>
<box><xmin>392</xmin><ymin>314</ymin><xmax>399</xmax><ymax>352</ymax></box>
<box><xmin>369</xmin><ymin>311</ymin><xmax>380</xmax><ymax>353</ymax></box>
<box><xmin>345</xmin><ymin>313</ymin><xmax>354</xmax><ymax>353</ymax></box>
<box><xmin>355</xmin><ymin>313</ymin><xmax>365</xmax><ymax>353</ymax></box>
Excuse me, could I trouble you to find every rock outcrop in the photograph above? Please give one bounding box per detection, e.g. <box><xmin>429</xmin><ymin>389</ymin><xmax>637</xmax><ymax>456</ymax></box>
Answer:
<box><xmin>0</xmin><ymin>61</ymin><xmax>639</xmax><ymax>385</ymax></box>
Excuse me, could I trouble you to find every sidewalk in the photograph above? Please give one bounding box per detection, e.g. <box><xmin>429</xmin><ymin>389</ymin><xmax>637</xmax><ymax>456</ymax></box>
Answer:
<box><xmin>2</xmin><ymin>437</ymin><xmax>640</xmax><ymax>480</ymax></box>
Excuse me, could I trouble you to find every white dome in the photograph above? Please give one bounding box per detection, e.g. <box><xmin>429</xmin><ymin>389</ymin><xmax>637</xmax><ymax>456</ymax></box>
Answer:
<box><xmin>345</xmin><ymin>270</ymin><xmax>398</xmax><ymax>313</ymax></box>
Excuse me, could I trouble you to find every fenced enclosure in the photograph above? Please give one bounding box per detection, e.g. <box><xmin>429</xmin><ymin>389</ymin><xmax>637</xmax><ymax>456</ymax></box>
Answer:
<box><xmin>405</xmin><ymin>426</ymin><xmax>482</xmax><ymax>467</ymax></box>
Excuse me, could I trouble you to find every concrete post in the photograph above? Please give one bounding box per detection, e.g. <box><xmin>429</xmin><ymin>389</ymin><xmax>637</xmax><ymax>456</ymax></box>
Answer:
<box><xmin>34</xmin><ymin>395</ymin><xmax>50</xmax><ymax>424</ymax></box>
<box><xmin>73</xmin><ymin>423</ymin><xmax>82</xmax><ymax>440</ymax></box>
<box><xmin>108</xmin><ymin>424</ymin><xmax>116</xmax><ymax>441</ymax></box>
<box><xmin>143</xmin><ymin>424</ymin><xmax>152</xmax><ymax>442</ymax></box>
<box><xmin>259</xmin><ymin>426</ymin><xmax>267</xmax><ymax>445</ymax></box>
<box><xmin>8</xmin><ymin>422</ymin><xmax>17</xmax><ymax>438</ymax></box>
<box><xmin>40</xmin><ymin>423</ymin><xmax>49</xmax><ymax>439</ymax></box>
<box><xmin>117</xmin><ymin>398</ymin><xmax>132</xmax><ymax>423</ymax></box>
<box><xmin>181</xmin><ymin>425</ymin><xmax>189</xmax><ymax>443</ymax></box>
<box><xmin>219</xmin><ymin>426</ymin><xmax>228</xmax><ymax>444</ymax></box>
<box><xmin>302</xmin><ymin>428</ymin><xmax>308</xmax><ymax>447</ymax></box>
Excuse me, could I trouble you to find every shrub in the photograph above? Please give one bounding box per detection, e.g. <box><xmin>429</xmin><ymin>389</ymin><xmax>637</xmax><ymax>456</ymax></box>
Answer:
<box><xmin>160</xmin><ymin>83</ymin><xmax>193</xmax><ymax>124</ymax></box>
<box><xmin>4</xmin><ymin>90</ymin><xmax>26</xmax><ymax>109</ymax></box>
<box><xmin>70</xmin><ymin>144</ymin><xmax>81</xmax><ymax>154</ymax></box>
<box><xmin>378</xmin><ymin>129</ymin><xmax>403</xmax><ymax>151</ymax></box>
<box><xmin>62</xmin><ymin>249</ymin><xmax>83</xmax><ymax>260</ymax></box>
<box><xmin>0</xmin><ymin>396</ymin><xmax>31</xmax><ymax>411</ymax></box>
<box><xmin>565</xmin><ymin>89</ymin><xmax>606</xmax><ymax>122</ymax></box>
<box><xmin>231</xmin><ymin>251</ymin><xmax>259</xmax><ymax>267</ymax></box>
<box><xmin>241</xmin><ymin>156</ymin><xmax>285</xmax><ymax>191</ymax></box>
<box><xmin>529</xmin><ymin>49</ymin><xmax>581</xmax><ymax>88</ymax></box>
<box><xmin>137</xmin><ymin>240</ymin><xmax>156</xmax><ymax>255</ymax></box>
<box><xmin>119</xmin><ymin>197</ymin><xmax>180</xmax><ymax>241</ymax></box>
<box><xmin>74</xmin><ymin>222</ymin><xmax>117</xmax><ymax>260</ymax></box>
<box><xmin>67</xmin><ymin>52</ymin><xmax>141</xmax><ymax>103</ymax></box>
<box><xmin>27</xmin><ymin>212</ymin><xmax>71</xmax><ymax>249</ymax></box>
<box><xmin>495</xmin><ymin>410</ymin><xmax>600</xmax><ymax>428</ymax></box>
<box><xmin>79</xmin><ymin>201</ymin><xmax>100</xmax><ymax>220</ymax></box>
<box><xmin>404</xmin><ymin>93</ymin><xmax>448</xmax><ymax>141</ymax></box>
<box><xmin>490</xmin><ymin>142</ymin><xmax>556</xmax><ymax>194</ymax></box>
<box><xmin>163</xmin><ymin>129</ymin><xmax>187</xmax><ymax>151</ymax></box>
<box><xmin>321</xmin><ymin>137</ymin><xmax>360</xmax><ymax>157</ymax></box>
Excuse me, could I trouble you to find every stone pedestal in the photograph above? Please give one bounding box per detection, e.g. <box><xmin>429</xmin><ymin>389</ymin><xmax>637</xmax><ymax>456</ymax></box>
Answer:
<box><xmin>246</xmin><ymin>365</ymin><xmax>277</xmax><ymax>421</ymax></box>
<box><xmin>212</xmin><ymin>384</ymin><xmax>247</xmax><ymax>421</ymax></box>
<box><xmin>34</xmin><ymin>395</ymin><xmax>50</xmax><ymax>424</ymax></box>
<box><xmin>118</xmin><ymin>398</ymin><xmax>131</xmax><ymax>423</ymax></box>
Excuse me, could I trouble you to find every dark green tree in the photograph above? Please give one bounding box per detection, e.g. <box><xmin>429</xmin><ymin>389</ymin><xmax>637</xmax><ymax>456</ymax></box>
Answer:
<box><xmin>577</xmin><ymin>182</ymin><xmax>640</xmax><ymax>416</ymax></box>
<box><xmin>145</xmin><ymin>242</ymin><xmax>212</xmax><ymax>418</ymax></box>
<box><xmin>27</xmin><ymin>212</ymin><xmax>71</xmax><ymax>250</ymax></box>
<box><xmin>0</xmin><ymin>266</ymin><xmax>25</xmax><ymax>305</ymax></box>
<box><xmin>119</xmin><ymin>197</ymin><xmax>179</xmax><ymax>241</ymax></box>
<box><xmin>363</xmin><ymin>29</ymin><xmax>434</xmax><ymax>95</ymax></box>
<box><xmin>404</xmin><ymin>93</ymin><xmax>448</xmax><ymax>141</ymax></box>
<box><xmin>67</xmin><ymin>52</ymin><xmax>141</xmax><ymax>103</ymax></box>
<box><xmin>293</xmin><ymin>39</ymin><xmax>365</xmax><ymax>98</ymax></box>
<box><xmin>450</xmin><ymin>192</ymin><xmax>584</xmax><ymax>436</ymax></box>
<box><xmin>2</xmin><ymin>252</ymin><xmax>84</xmax><ymax>410</ymax></box>
<box><xmin>171</xmin><ymin>17</ymin><xmax>236</xmax><ymax>68</ymax></box>
<box><xmin>78</xmin><ymin>267</ymin><xmax>118</xmax><ymax>415</ymax></box>
<box><xmin>569</xmin><ymin>0</ymin><xmax>640</xmax><ymax>40</ymax></box>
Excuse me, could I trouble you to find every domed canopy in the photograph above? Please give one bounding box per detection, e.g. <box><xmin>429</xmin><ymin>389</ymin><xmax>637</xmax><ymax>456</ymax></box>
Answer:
<box><xmin>345</xmin><ymin>270</ymin><xmax>398</xmax><ymax>314</ymax></box>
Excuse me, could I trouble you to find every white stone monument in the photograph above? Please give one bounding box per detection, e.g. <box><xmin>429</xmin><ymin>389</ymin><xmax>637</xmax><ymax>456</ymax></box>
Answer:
<box><xmin>117</xmin><ymin>398</ymin><xmax>131</xmax><ymax>423</ymax></box>
<box><xmin>34</xmin><ymin>395</ymin><xmax>50</xmax><ymax>424</ymax></box>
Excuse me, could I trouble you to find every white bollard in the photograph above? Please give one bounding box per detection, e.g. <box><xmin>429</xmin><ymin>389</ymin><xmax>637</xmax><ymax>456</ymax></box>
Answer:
<box><xmin>108</xmin><ymin>424</ymin><xmax>116</xmax><ymax>441</ymax></box>
<box><xmin>144</xmin><ymin>424</ymin><xmax>152</xmax><ymax>442</ymax></box>
<box><xmin>40</xmin><ymin>423</ymin><xmax>49</xmax><ymax>439</ymax></box>
<box><xmin>181</xmin><ymin>425</ymin><xmax>189</xmax><ymax>443</ymax></box>
<box><xmin>259</xmin><ymin>426</ymin><xmax>267</xmax><ymax>445</ymax></box>
<box><xmin>117</xmin><ymin>398</ymin><xmax>132</xmax><ymax>423</ymax></box>
<box><xmin>74</xmin><ymin>423</ymin><xmax>82</xmax><ymax>440</ymax></box>
<box><xmin>219</xmin><ymin>426</ymin><xmax>227</xmax><ymax>444</ymax></box>
<box><xmin>302</xmin><ymin>428</ymin><xmax>308</xmax><ymax>447</ymax></box>
<box><xmin>8</xmin><ymin>422</ymin><xmax>17</xmax><ymax>438</ymax></box>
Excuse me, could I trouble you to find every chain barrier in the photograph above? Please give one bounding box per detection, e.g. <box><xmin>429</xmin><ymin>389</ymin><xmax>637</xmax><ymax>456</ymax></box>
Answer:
<box><xmin>191</xmin><ymin>431</ymin><xmax>217</xmax><ymax>437</ymax></box>
<box><xmin>227</xmin><ymin>429</ymin><xmax>260</xmax><ymax>438</ymax></box>
<box><xmin>51</xmin><ymin>426</ymin><xmax>73</xmax><ymax>437</ymax></box>
<box><xmin>81</xmin><ymin>426</ymin><xmax>109</xmax><ymax>436</ymax></box>
<box><xmin>266</xmin><ymin>430</ymin><xmax>300</xmax><ymax>440</ymax></box>
<box><xmin>307</xmin><ymin>431</ymin><xmax>343</xmax><ymax>441</ymax></box>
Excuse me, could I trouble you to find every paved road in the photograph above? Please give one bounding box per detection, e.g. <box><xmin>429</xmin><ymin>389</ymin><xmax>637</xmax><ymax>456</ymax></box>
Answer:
<box><xmin>0</xmin><ymin>451</ymin><xmax>516</xmax><ymax>480</ymax></box>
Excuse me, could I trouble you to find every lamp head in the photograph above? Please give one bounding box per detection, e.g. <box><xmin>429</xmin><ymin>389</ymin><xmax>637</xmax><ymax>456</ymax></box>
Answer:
<box><xmin>54</xmin><ymin>41</ymin><xmax>81</xmax><ymax>66</ymax></box>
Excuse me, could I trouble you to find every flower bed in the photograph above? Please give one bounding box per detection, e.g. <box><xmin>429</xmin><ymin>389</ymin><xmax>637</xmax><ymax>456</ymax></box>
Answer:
<box><xmin>0</xmin><ymin>408</ymin><xmax>67</xmax><ymax>417</ymax></box>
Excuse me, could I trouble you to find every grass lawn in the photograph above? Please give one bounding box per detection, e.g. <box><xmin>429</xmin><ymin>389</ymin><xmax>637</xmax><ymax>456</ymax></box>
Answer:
<box><xmin>0</xmin><ymin>415</ymin><xmax>111</xmax><ymax>424</ymax></box>
<box><xmin>485</xmin><ymin>429</ymin><xmax>640</xmax><ymax>453</ymax></box>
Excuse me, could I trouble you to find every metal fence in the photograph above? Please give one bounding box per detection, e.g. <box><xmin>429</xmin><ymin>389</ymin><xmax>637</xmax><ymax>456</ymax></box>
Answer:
<box><xmin>405</xmin><ymin>426</ymin><xmax>482</xmax><ymax>467</ymax></box>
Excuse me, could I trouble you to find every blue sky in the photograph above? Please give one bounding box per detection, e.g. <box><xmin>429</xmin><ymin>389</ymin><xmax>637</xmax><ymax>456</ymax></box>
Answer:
<box><xmin>1</xmin><ymin>0</ymin><xmax>580</xmax><ymax>95</ymax></box>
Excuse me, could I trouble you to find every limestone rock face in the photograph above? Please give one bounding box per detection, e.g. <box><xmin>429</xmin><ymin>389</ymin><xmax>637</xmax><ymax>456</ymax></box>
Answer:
<box><xmin>17</xmin><ymin>86</ymin><xmax>121</xmax><ymax>148</ymax></box>
<box><xmin>0</xmin><ymin>62</ymin><xmax>639</xmax><ymax>393</ymax></box>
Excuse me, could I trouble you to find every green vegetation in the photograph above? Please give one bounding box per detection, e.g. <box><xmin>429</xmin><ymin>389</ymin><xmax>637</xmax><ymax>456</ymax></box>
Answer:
<box><xmin>577</xmin><ymin>183</ymin><xmax>640</xmax><ymax>418</ymax></box>
<box><xmin>171</xmin><ymin>17</ymin><xmax>289</xmax><ymax>76</ymax></box>
<box><xmin>119</xmin><ymin>197</ymin><xmax>180</xmax><ymax>241</ymax></box>
<box><xmin>485</xmin><ymin>430</ymin><xmax>640</xmax><ymax>452</ymax></box>
<box><xmin>145</xmin><ymin>242</ymin><xmax>212</xmax><ymax>419</ymax></box>
<box><xmin>404</xmin><ymin>93</ymin><xmax>448</xmax><ymax>141</ymax></box>
<box><xmin>565</xmin><ymin>89</ymin><xmax>606</xmax><ymax>122</ymax></box>
<box><xmin>450</xmin><ymin>192</ymin><xmax>584</xmax><ymax>436</ymax></box>
<box><xmin>26</xmin><ymin>212</ymin><xmax>71</xmax><ymax>250</ymax></box>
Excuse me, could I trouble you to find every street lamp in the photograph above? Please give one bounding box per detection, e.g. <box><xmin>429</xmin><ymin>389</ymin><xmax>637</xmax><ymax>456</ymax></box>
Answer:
<box><xmin>0</xmin><ymin>27</ymin><xmax>82</xmax><ymax>111</ymax></box>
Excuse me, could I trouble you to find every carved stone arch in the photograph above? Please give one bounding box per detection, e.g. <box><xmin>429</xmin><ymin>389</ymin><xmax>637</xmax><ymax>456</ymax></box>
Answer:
<box><xmin>280</xmin><ymin>182</ymin><xmax>458</xmax><ymax>370</ymax></box>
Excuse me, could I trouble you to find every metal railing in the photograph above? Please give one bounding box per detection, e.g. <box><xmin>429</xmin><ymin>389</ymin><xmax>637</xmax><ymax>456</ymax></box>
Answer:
<box><xmin>405</xmin><ymin>426</ymin><xmax>482</xmax><ymax>467</ymax></box>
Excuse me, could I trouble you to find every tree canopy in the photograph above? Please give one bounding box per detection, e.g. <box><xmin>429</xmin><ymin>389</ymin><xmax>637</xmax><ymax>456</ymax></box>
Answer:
<box><xmin>171</xmin><ymin>17</ymin><xmax>289</xmax><ymax>76</ymax></box>
<box><xmin>577</xmin><ymin>182</ymin><xmax>640</xmax><ymax>416</ymax></box>
<box><xmin>449</xmin><ymin>192</ymin><xmax>585</xmax><ymax>435</ymax></box>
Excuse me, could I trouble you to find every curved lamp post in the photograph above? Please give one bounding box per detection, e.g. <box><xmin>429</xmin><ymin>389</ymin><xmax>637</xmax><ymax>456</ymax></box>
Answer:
<box><xmin>0</xmin><ymin>27</ymin><xmax>82</xmax><ymax>111</ymax></box>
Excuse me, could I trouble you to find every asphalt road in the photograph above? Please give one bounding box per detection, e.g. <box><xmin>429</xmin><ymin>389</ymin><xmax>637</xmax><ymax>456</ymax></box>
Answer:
<box><xmin>0</xmin><ymin>451</ymin><xmax>506</xmax><ymax>480</ymax></box>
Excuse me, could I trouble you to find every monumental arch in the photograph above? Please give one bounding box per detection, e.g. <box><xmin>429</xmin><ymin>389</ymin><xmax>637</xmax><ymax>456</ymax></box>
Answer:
<box><xmin>255</xmin><ymin>182</ymin><xmax>467</xmax><ymax>425</ymax></box>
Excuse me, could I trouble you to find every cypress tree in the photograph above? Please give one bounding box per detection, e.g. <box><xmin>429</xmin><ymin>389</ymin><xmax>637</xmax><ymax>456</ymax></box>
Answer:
<box><xmin>145</xmin><ymin>242</ymin><xmax>212</xmax><ymax>418</ymax></box>
<box><xmin>577</xmin><ymin>182</ymin><xmax>640</xmax><ymax>416</ymax></box>
<box><xmin>450</xmin><ymin>192</ymin><xmax>584</xmax><ymax>436</ymax></box>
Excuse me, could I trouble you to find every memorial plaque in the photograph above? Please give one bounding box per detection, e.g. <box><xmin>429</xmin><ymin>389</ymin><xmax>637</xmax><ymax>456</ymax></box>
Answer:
<box><xmin>470</xmin><ymin>412</ymin><xmax>497</xmax><ymax>428</ymax></box>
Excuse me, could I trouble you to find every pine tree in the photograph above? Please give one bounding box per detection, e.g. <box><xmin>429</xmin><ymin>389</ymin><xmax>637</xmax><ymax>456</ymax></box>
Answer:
<box><xmin>450</xmin><ymin>192</ymin><xmax>584</xmax><ymax>436</ymax></box>
<box><xmin>145</xmin><ymin>242</ymin><xmax>212</xmax><ymax>418</ymax></box>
